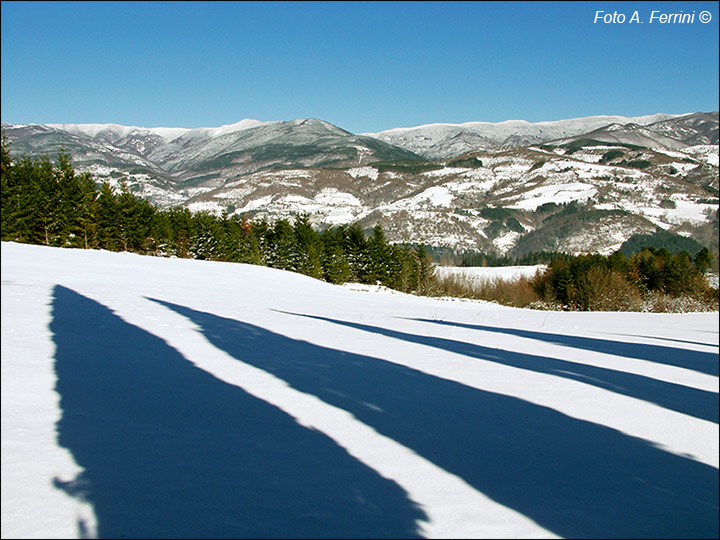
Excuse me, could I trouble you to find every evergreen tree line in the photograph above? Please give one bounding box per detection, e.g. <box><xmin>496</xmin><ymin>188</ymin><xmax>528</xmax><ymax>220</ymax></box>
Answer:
<box><xmin>459</xmin><ymin>250</ymin><xmax>573</xmax><ymax>267</ymax></box>
<box><xmin>1</xmin><ymin>144</ymin><xmax>435</xmax><ymax>294</ymax></box>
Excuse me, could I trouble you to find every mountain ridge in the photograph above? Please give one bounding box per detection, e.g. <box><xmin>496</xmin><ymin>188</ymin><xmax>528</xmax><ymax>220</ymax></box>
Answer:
<box><xmin>2</xmin><ymin>112</ymin><xmax>718</xmax><ymax>257</ymax></box>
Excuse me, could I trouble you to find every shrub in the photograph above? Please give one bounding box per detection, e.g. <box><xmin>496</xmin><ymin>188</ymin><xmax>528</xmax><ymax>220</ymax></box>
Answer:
<box><xmin>530</xmin><ymin>248</ymin><xmax>716</xmax><ymax>311</ymax></box>
<box><xmin>574</xmin><ymin>266</ymin><xmax>643</xmax><ymax>311</ymax></box>
<box><xmin>432</xmin><ymin>272</ymin><xmax>541</xmax><ymax>308</ymax></box>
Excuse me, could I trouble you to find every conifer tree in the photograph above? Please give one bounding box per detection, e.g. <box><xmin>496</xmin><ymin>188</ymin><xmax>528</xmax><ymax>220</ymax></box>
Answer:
<box><xmin>367</xmin><ymin>223</ymin><xmax>392</xmax><ymax>285</ymax></box>
<box><xmin>320</xmin><ymin>227</ymin><xmax>351</xmax><ymax>284</ymax></box>
<box><xmin>293</xmin><ymin>213</ymin><xmax>323</xmax><ymax>279</ymax></box>
<box><xmin>190</xmin><ymin>210</ymin><xmax>223</xmax><ymax>260</ymax></box>
<box><xmin>266</xmin><ymin>218</ymin><xmax>297</xmax><ymax>271</ymax></box>
<box><xmin>240</xmin><ymin>217</ymin><xmax>266</xmax><ymax>265</ymax></box>
<box><xmin>96</xmin><ymin>181</ymin><xmax>123</xmax><ymax>251</ymax></box>
<box><xmin>166</xmin><ymin>206</ymin><xmax>194</xmax><ymax>258</ymax></box>
<box><xmin>32</xmin><ymin>156</ymin><xmax>61</xmax><ymax>246</ymax></box>
<box><xmin>343</xmin><ymin>223</ymin><xmax>370</xmax><ymax>282</ymax></box>
<box><xmin>55</xmin><ymin>150</ymin><xmax>86</xmax><ymax>247</ymax></box>
<box><xmin>412</xmin><ymin>244</ymin><xmax>436</xmax><ymax>295</ymax></box>
<box><xmin>694</xmin><ymin>247</ymin><xmax>712</xmax><ymax>274</ymax></box>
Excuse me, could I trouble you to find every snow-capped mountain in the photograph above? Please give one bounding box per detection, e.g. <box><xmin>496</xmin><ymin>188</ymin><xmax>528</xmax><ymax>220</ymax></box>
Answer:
<box><xmin>2</xmin><ymin>117</ymin><xmax>422</xmax><ymax>196</ymax></box>
<box><xmin>551</xmin><ymin>112</ymin><xmax>720</xmax><ymax>150</ymax></box>
<box><xmin>362</xmin><ymin>113</ymin><xmax>685</xmax><ymax>159</ymax></box>
<box><xmin>2</xmin><ymin>112</ymin><xmax>718</xmax><ymax>256</ymax></box>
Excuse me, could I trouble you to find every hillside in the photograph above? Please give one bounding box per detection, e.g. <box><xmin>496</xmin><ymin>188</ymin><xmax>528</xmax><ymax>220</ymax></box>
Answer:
<box><xmin>2</xmin><ymin>241</ymin><xmax>718</xmax><ymax>538</ymax></box>
<box><xmin>362</xmin><ymin>113</ymin><xmax>684</xmax><ymax>159</ymax></box>
<box><xmin>2</xmin><ymin>113</ymin><xmax>718</xmax><ymax>256</ymax></box>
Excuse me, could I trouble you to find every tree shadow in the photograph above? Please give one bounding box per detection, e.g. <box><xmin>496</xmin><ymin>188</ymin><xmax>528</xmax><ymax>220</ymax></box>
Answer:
<box><xmin>152</xmin><ymin>299</ymin><xmax>719</xmax><ymax>539</ymax></box>
<box><xmin>603</xmin><ymin>333</ymin><xmax>719</xmax><ymax>349</ymax></box>
<box><xmin>408</xmin><ymin>318</ymin><xmax>719</xmax><ymax>377</ymax></box>
<box><xmin>50</xmin><ymin>285</ymin><xmax>426</xmax><ymax>539</ymax></box>
<box><xmin>281</xmin><ymin>312</ymin><xmax>718</xmax><ymax>424</ymax></box>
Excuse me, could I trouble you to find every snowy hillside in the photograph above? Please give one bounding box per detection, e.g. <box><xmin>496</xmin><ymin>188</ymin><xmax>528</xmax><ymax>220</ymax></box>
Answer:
<box><xmin>363</xmin><ymin>113</ymin><xmax>684</xmax><ymax>159</ymax></box>
<box><xmin>2</xmin><ymin>241</ymin><xmax>718</xmax><ymax>539</ymax></box>
<box><xmin>5</xmin><ymin>113</ymin><xmax>717</xmax><ymax>256</ymax></box>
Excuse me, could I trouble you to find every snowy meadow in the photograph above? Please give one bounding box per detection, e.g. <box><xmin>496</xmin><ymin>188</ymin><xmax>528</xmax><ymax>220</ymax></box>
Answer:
<box><xmin>1</xmin><ymin>241</ymin><xmax>718</xmax><ymax>539</ymax></box>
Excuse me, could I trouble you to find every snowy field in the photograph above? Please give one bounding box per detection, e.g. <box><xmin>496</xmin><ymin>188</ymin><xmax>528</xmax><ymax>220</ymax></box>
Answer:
<box><xmin>1</xmin><ymin>241</ymin><xmax>718</xmax><ymax>539</ymax></box>
<box><xmin>435</xmin><ymin>265</ymin><xmax>546</xmax><ymax>283</ymax></box>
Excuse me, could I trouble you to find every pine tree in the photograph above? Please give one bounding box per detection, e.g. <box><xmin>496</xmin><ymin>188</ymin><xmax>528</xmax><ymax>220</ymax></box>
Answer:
<box><xmin>320</xmin><ymin>227</ymin><xmax>351</xmax><ymax>284</ymax></box>
<box><xmin>293</xmin><ymin>214</ymin><xmax>322</xmax><ymax>279</ymax></box>
<box><xmin>413</xmin><ymin>244</ymin><xmax>436</xmax><ymax>295</ymax></box>
<box><xmin>33</xmin><ymin>156</ymin><xmax>61</xmax><ymax>246</ymax></box>
<box><xmin>694</xmin><ymin>247</ymin><xmax>712</xmax><ymax>274</ymax></box>
<box><xmin>267</xmin><ymin>218</ymin><xmax>297</xmax><ymax>271</ymax></box>
<box><xmin>367</xmin><ymin>223</ymin><xmax>392</xmax><ymax>285</ymax></box>
<box><xmin>55</xmin><ymin>150</ymin><xmax>86</xmax><ymax>247</ymax></box>
<box><xmin>96</xmin><ymin>181</ymin><xmax>123</xmax><ymax>251</ymax></box>
<box><xmin>166</xmin><ymin>206</ymin><xmax>195</xmax><ymax>258</ymax></box>
<box><xmin>343</xmin><ymin>223</ymin><xmax>370</xmax><ymax>282</ymax></box>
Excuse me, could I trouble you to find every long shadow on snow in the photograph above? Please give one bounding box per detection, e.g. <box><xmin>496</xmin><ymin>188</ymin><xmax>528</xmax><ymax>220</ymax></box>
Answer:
<box><xmin>152</xmin><ymin>299</ymin><xmax>719</xmax><ymax>539</ymax></box>
<box><xmin>50</xmin><ymin>285</ymin><xmax>426</xmax><ymax>539</ymax></box>
<box><xmin>409</xmin><ymin>318</ymin><xmax>719</xmax><ymax>377</ymax></box>
<box><xmin>604</xmin><ymin>333</ymin><xmax>718</xmax><ymax>349</ymax></box>
<box><xmin>284</xmin><ymin>313</ymin><xmax>718</xmax><ymax>424</ymax></box>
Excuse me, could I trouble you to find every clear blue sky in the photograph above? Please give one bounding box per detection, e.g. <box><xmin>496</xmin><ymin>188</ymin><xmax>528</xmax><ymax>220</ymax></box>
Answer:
<box><xmin>2</xmin><ymin>1</ymin><xmax>718</xmax><ymax>133</ymax></box>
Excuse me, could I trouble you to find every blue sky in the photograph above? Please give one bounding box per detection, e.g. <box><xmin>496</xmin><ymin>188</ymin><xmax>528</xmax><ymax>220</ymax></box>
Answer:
<box><xmin>1</xmin><ymin>1</ymin><xmax>718</xmax><ymax>133</ymax></box>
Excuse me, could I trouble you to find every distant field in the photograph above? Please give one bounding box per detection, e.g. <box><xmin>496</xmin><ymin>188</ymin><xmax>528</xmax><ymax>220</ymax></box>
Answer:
<box><xmin>434</xmin><ymin>264</ymin><xmax>547</xmax><ymax>282</ymax></box>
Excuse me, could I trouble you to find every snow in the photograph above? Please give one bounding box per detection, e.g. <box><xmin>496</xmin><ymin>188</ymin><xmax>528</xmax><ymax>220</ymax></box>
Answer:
<box><xmin>347</xmin><ymin>166</ymin><xmax>379</xmax><ymax>180</ymax></box>
<box><xmin>229</xmin><ymin>189</ymin><xmax>364</xmax><ymax>224</ymax></box>
<box><xmin>362</xmin><ymin>114</ymin><xmax>687</xmax><ymax>158</ymax></box>
<box><xmin>665</xmin><ymin>197</ymin><xmax>718</xmax><ymax>223</ymax></box>
<box><xmin>504</xmin><ymin>182</ymin><xmax>598</xmax><ymax>210</ymax></box>
<box><xmin>376</xmin><ymin>185</ymin><xmax>458</xmax><ymax>212</ymax></box>
<box><xmin>682</xmin><ymin>145</ymin><xmax>720</xmax><ymax>167</ymax></box>
<box><xmin>633</xmin><ymin>197</ymin><xmax>717</xmax><ymax>226</ymax></box>
<box><xmin>46</xmin><ymin>123</ymin><xmax>191</xmax><ymax>142</ymax></box>
<box><xmin>366</xmin><ymin>113</ymin><xmax>683</xmax><ymax>139</ymax></box>
<box><xmin>314</xmin><ymin>188</ymin><xmax>362</xmax><ymax>207</ymax></box>
<box><xmin>45</xmin><ymin>120</ymin><xmax>272</xmax><ymax>143</ymax></box>
<box><xmin>2</xmin><ymin>241</ymin><xmax>718</xmax><ymax>539</ymax></box>
<box><xmin>407</xmin><ymin>186</ymin><xmax>455</xmax><ymax>207</ymax></box>
<box><xmin>436</xmin><ymin>265</ymin><xmax>547</xmax><ymax>283</ymax></box>
<box><xmin>186</xmin><ymin>201</ymin><xmax>226</xmax><ymax>214</ymax></box>
<box><xmin>235</xmin><ymin>194</ymin><xmax>276</xmax><ymax>213</ymax></box>
<box><xmin>202</xmin><ymin>119</ymin><xmax>271</xmax><ymax>138</ymax></box>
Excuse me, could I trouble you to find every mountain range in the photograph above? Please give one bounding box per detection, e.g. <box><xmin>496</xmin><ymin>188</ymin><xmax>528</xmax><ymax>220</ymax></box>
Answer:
<box><xmin>2</xmin><ymin>111</ymin><xmax>718</xmax><ymax>256</ymax></box>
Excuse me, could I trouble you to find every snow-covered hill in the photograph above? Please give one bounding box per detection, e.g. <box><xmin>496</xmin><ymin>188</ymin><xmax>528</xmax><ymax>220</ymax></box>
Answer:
<box><xmin>183</xmin><ymin>141</ymin><xmax>718</xmax><ymax>255</ymax></box>
<box><xmin>1</xmin><ymin>241</ymin><xmax>718</xmax><ymax>538</ymax></box>
<box><xmin>550</xmin><ymin>112</ymin><xmax>720</xmax><ymax>151</ymax></box>
<box><xmin>2</xmin><ymin>113</ymin><xmax>718</xmax><ymax>255</ymax></box>
<box><xmin>362</xmin><ymin>113</ymin><xmax>684</xmax><ymax>159</ymax></box>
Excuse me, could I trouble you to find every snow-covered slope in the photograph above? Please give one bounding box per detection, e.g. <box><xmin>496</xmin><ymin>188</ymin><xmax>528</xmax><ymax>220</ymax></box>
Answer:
<box><xmin>2</xmin><ymin>241</ymin><xmax>718</xmax><ymax>538</ymax></box>
<box><xmin>3</xmin><ymin>114</ymin><xmax>717</xmax><ymax>255</ymax></box>
<box><xmin>182</xmin><ymin>142</ymin><xmax>717</xmax><ymax>254</ymax></box>
<box><xmin>44</xmin><ymin>119</ymin><xmax>270</xmax><ymax>143</ymax></box>
<box><xmin>551</xmin><ymin>112</ymin><xmax>720</xmax><ymax>151</ymax></box>
<box><xmin>363</xmin><ymin>113</ymin><xmax>684</xmax><ymax>159</ymax></box>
